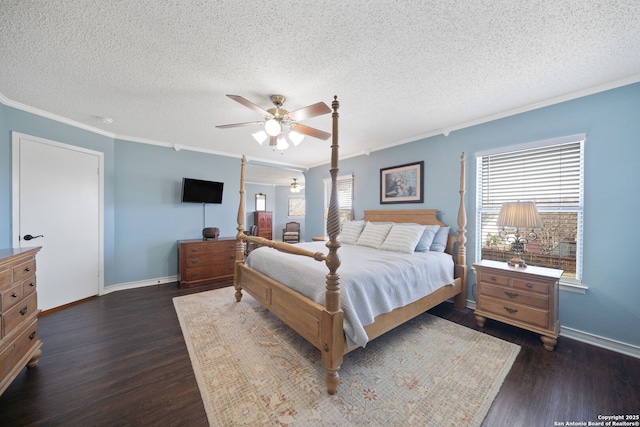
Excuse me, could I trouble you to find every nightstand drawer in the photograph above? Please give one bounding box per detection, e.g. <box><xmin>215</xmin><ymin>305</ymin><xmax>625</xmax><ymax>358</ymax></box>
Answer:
<box><xmin>512</xmin><ymin>278</ymin><xmax>549</xmax><ymax>294</ymax></box>
<box><xmin>477</xmin><ymin>272</ymin><xmax>509</xmax><ymax>286</ymax></box>
<box><xmin>480</xmin><ymin>282</ymin><xmax>548</xmax><ymax>309</ymax></box>
<box><xmin>479</xmin><ymin>296</ymin><xmax>549</xmax><ymax>329</ymax></box>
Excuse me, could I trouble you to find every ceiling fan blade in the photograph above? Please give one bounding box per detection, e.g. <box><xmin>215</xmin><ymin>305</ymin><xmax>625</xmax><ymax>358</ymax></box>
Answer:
<box><xmin>287</xmin><ymin>102</ymin><xmax>331</xmax><ymax>121</ymax></box>
<box><xmin>292</xmin><ymin>124</ymin><xmax>331</xmax><ymax>140</ymax></box>
<box><xmin>215</xmin><ymin>121</ymin><xmax>264</xmax><ymax>129</ymax></box>
<box><xmin>226</xmin><ymin>95</ymin><xmax>272</xmax><ymax>117</ymax></box>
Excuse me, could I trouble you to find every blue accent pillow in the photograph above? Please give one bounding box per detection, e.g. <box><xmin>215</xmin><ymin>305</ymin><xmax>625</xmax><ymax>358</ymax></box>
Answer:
<box><xmin>415</xmin><ymin>225</ymin><xmax>441</xmax><ymax>252</ymax></box>
<box><xmin>430</xmin><ymin>226</ymin><xmax>450</xmax><ymax>252</ymax></box>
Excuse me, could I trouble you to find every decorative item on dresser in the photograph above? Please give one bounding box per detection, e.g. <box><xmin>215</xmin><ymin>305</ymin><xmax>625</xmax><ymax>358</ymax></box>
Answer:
<box><xmin>473</xmin><ymin>259</ymin><xmax>563</xmax><ymax>350</ymax></box>
<box><xmin>0</xmin><ymin>246</ymin><xmax>43</xmax><ymax>395</ymax></box>
<box><xmin>253</xmin><ymin>211</ymin><xmax>272</xmax><ymax>240</ymax></box>
<box><xmin>177</xmin><ymin>238</ymin><xmax>235</xmax><ymax>289</ymax></box>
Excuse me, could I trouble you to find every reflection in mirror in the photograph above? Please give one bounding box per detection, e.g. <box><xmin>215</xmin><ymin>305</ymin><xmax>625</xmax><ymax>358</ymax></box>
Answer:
<box><xmin>255</xmin><ymin>193</ymin><xmax>266</xmax><ymax>211</ymax></box>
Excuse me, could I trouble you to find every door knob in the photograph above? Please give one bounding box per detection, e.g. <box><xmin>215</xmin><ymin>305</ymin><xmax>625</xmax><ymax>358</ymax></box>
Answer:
<box><xmin>23</xmin><ymin>234</ymin><xmax>43</xmax><ymax>241</ymax></box>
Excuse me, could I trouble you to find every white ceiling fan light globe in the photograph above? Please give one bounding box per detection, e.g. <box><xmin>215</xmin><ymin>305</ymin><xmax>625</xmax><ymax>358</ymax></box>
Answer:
<box><xmin>251</xmin><ymin>130</ymin><xmax>267</xmax><ymax>145</ymax></box>
<box><xmin>289</xmin><ymin>130</ymin><xmax>304</xmax><ymax>146</ymax></box>
<box><xmin>265</xmin><ymin>118</ymin><xmax>281</xmax><ymax>136</ymax></box>
<box><xmin>276</xmin><ymin>135</ymin><xmax>289</xmax><ymax>150</ymax></box>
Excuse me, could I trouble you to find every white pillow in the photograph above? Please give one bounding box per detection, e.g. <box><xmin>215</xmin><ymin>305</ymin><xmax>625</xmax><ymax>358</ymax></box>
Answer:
<box><xmin>381</xmin><ymin>224</ymin><xmax>426</xmax><ymax>254</ymax></box>
<box><xmin>339</xmin><ymin>220</ymin><xmax>366</xmax><ymax>245</ymax></box>
<box><xmin>355</xmin><ymin>222</ymin><xmax>393</xmax><ymax>249</ymax></box>
<box><xmin>415</xmin><ymin>224</ymin><xmax>441</xmax><ymax>252</ymax></box>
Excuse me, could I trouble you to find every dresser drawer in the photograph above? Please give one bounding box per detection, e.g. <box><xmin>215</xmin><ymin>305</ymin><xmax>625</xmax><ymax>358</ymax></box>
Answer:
<box><xmin>12</xmin><ymin>259</ymin><xmax>36</xmax><ymax>283</ymax></box>
<box><xmin>478</xmin><ymin>295</ymin><xmax>549</xmax><ymax>329</ymax></box>
<box><xmin>479</xmin><ymin>282</ymin><xmax>548</xmax><ymax>310</ymax></box>
<box><xmin>0</xmin><ymin>319</ymin><xmax>38</xmax><ymax>381</ymax></box>
<box><xmin>183</xmin><ymin>263</ymin><xmax>234</xmax><ymax>281</ymax></box>
<box><xmin>184</xmin><ymin>251</ymin><xmax>234</xmax><ymax>265</ymax></box>
<box><xmin>0</xmin><ymin>283</ymin><xmax>24</xmax><ymax>312</ymax></box>
<box><xmin>22</xmin><ymin>276</ymin><xmax>37</xmax><ymax>297</ymax></box>
<box><xmin>2</xmin><ymin>293</ymin><xmax>38</xmax><ymax>338</ymax></box>
<box><xmin>0</xmin><ymin>268</ymin><xmax>11</xmax><ymax>289</ymax></box>
<box><xmin>184</xmin><ymin>241</ymin><xmax>236</xmax><ymax>255</ymax></box>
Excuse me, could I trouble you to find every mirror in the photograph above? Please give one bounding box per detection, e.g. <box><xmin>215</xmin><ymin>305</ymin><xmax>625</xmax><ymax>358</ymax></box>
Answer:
<box><xmin>255</xmin><ymin>193</ymin><xmax>266</xmax><ymax>211</ymax></box>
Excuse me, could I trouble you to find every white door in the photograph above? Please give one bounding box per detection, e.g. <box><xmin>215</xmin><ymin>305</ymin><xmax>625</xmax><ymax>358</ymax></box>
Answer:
<box><xmin>12</xmin><ymin>133</ymin><xmax>103</xmax><ymax>311</ymax></box>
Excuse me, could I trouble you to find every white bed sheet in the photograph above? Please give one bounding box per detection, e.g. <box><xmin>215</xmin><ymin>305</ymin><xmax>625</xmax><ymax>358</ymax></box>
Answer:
<box><xmin>245</xmin><ymin>241</ymin><xmax>455</xmax><ymax>348</ymax></box>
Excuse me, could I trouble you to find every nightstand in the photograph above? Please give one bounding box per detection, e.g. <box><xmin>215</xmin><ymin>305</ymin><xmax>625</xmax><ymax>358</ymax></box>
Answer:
<box><xmin>473</xmin><ymin>260</ymin><xmax>563</xmax><ymax>351</ymax></box>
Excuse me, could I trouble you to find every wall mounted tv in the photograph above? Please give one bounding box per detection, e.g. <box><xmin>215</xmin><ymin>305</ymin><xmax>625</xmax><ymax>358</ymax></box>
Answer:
<box><xmin>181</xmin><ymin>178</ymin><xmax>224</xmax><ymax>204</ymax></box>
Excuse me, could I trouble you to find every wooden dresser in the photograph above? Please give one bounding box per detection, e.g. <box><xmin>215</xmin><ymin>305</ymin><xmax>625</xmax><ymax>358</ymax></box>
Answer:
<box><xmin>473</xmin><ymin>259</ymin><xmax>563</xmax><ymax>351</ymax></box>
<box><xmin>178</xmin><ymin>238</ymin><xmax>236</xmax><ymax>289</ymax></box>
<box><xmin>254</xmin><ymin>211</ymin><xmax>272</xmax><ymax>240</ymax></box>
<box><xmin>0</xmin><ymin>247</ymin><xmax>43</xmax><ymax>395</ymax></box>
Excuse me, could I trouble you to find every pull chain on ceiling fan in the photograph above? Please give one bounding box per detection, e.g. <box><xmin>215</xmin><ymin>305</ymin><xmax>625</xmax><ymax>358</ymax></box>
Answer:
<box><xmin>216</xmin><ymin>94</ymin><xmax>331</xmax><ymax>151</ymax></box>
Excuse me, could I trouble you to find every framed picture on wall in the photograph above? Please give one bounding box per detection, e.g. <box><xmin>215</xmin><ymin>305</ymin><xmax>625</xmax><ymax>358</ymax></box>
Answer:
<box><xmin>288</xmin><ymin>196</ymin><xmax>305</xmax><ymax>217</ymax></box>
<box><xmin>380</xmin><ymin>161</ymin><xmax>424</xmax><ymax>204</ymax></box>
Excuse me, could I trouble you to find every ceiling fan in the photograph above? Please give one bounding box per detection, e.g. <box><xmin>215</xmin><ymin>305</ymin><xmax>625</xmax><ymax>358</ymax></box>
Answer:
<box><xmin>216</xmin><ymin>94</ymin><xmax>331</xmax><ymax>150</ymax></box>
<box><xmin>290</xmin><ymin>178</ymin><xmax>304</xmax><ymax>193</ymax></box>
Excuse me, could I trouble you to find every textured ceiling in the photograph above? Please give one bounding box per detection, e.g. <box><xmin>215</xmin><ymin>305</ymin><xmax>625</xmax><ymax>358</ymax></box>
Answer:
<box><xmin>2</xmin><ymin>1</ymin><xmax>640</xmax><ymax>185</ymax></box>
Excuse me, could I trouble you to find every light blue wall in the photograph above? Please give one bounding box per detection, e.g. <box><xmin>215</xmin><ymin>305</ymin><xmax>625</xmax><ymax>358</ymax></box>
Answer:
<box><xmin>2</xmin><ymin>82</ymin><xmax>639</xmax><ymax>348</ymax></box>
<box><xmin>113</xmin><ymin>140</ymin><xmax>242</xmax><ymax>283</ymax></box>
<box><xmin>307</xmin><ymin>82</ymin><xmax>640</xmax><ymax>347</ymax></box>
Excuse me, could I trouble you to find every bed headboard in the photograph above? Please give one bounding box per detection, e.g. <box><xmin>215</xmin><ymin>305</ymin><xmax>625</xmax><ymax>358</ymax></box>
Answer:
<box><xmin>362</xmin><ymin>209</ymin><xmax>459</xmax><ymax>261</ymax></box>
<box><xmin>362</xmin><ymin>209</ymin><xmax>445</xmax><ymax>226</ymax></box>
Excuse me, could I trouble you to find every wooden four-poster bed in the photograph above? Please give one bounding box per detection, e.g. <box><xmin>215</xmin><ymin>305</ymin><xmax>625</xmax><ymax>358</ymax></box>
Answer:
<box><xmin>234</xmin><ymin>96</ymin><xmax>468</xmax><ymax>394</ymax></box>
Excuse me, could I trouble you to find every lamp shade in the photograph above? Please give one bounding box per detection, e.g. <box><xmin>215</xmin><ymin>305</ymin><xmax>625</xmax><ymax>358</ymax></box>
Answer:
<box><xmin>497</xmin><ymin>201</ymin><xmax>543</xmax><ymax>228</ymax></box>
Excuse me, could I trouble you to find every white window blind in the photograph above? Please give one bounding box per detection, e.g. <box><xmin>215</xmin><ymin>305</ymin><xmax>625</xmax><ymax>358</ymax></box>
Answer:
<box><xmin>325</xmin><ymin>173</ymin><xmax>354</xmax><ymax>224</ymax></box>
<box><xmin>476</xmin><ymin>137</ymin><xmax>584</xmax><ymax>280</ymax></box>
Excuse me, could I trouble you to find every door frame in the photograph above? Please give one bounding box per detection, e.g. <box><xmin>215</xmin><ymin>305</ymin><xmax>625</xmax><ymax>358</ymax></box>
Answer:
<box><xmin>11</xmin><ymin>132</ymin><xmax>105</xmax><ymax>296</ymax></box>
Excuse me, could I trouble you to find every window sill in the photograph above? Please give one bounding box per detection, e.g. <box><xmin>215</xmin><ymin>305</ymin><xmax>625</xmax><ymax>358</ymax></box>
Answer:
<box><xmin>560</xmin><ymin>280</ymin><xmax>588</xmax><ymax>294</ymax></box>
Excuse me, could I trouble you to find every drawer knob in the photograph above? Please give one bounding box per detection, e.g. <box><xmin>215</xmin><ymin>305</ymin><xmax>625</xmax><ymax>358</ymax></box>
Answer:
<box><xmin>526</xmin><ymin>283</ymin><xmax>533</xmax><ymax>288</ymax></box>
<box><xmin>20</xmin><ymin>306</ymin><xmax>28</xmax><ymax>316</ymax></box>
<box><xmin>190</xmin><ymin>259</ymin><xmax>198</xmax><ymax>263</ymax></box>
<box><xmin>504</xmin><ymin>291</ymin><xmax>519</xmax><ymax>299</ymax></box>
<box><xmin>29</xmin><ymin>332</ymin><xmax>36</xmax><ymax>340</ymax></box>
<box><xmin>29</xmin><ymin>282</ymin><xmax>35</xmax><ymax>287</ymax></box>
<box><xmin>504</xmin><ymin>306</ymin><xmax>518</xmax><ymax>314</ymax></box>
<box><xmin>11</xmin><ymin>292</ymin><xmax>18</xmax><ymax>298</ymax></box>
<box><xmin>24</xmin><ymin>267</ymin><xmax>31</xmax><ymax>272</ymax></box>
<box><xmin>490</xmin><ymin>276</ymin><xmax>497</xmax><ymax>281</ymax></box>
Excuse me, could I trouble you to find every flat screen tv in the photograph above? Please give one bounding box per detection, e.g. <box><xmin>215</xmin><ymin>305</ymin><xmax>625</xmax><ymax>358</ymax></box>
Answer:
<box><xmin>181</xmin><ymin>178</ymin><xmax>224</xmax><ymax>204</ymax></box>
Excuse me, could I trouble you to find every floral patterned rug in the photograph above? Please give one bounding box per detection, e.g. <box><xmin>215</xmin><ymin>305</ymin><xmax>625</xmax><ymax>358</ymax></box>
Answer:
<box><xmin>173</xmin><ymin>287</ymin><xmax>519</xmax><ymax>427</ymax></box>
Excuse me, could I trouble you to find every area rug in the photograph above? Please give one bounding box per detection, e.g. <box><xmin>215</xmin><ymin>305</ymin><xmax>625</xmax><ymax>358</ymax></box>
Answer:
<box><xmin>173</xmin><ymin>287</ymin><xmax>520</xmax><ymax>427</ymax></box>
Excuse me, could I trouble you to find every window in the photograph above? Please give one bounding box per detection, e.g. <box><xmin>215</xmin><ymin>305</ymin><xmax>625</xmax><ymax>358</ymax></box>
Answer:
<box><xmin>324</xmin><ymin>173</ymin><xmax>354</xmax><ymax>225</ymax></box>
<box><xmin>476</xmin><ymin>135</ymin><xmax>584</xmax><ymax>281</ymax></box>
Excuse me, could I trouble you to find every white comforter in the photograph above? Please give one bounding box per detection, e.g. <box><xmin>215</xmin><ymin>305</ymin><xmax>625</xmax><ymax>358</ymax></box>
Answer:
<box><xmin>245</xmin><ymin>241</ymin><xmax>455</xmax><ymax>348</ymax></box>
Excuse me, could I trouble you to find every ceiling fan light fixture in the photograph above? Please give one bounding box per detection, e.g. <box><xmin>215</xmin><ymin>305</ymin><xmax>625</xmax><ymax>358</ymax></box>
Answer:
<box><xmin>289</xmin><ymin>129</ymin><xmax>304</xmax><ymax>146</ymax></box>
<box><xmin>251</xmin><ymin>130</ymin><xmax>267</xmax><ymax>145</ymax></box>
<box><xmin>265</xmin><ymin>118</ymin><xmax>281</xmax><ymax>136</ymax></box>
<box><xmin>276</xmin><ymin>135</ymin><xmax>289</xmax><ymax>150</ymax></box>
<box><xmin>290</xmin><ymin>178</ymin><xmax>302</xmax><ymax>193</ymax></box>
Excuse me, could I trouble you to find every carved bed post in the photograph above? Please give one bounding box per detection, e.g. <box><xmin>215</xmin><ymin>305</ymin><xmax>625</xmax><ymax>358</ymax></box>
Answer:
<box><xmin>234</xmin><ymin>155</ymin><xmax>246</xmax><ymax>302</ymax></box>
<box><xmin>453</xmin><ymin>152</ymin><xmax>468</xmax><ymax>310</ymax></box>
<box><xmin>322</xmin><ymin>96</ymin><xmax>344</xmax><ymax>395</ymax></box>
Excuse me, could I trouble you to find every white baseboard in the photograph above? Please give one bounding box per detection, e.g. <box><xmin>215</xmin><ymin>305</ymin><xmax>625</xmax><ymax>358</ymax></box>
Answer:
<box><xmin>560</xmin><ymin>326</ymin><xmax>640</xmax><ymax>359</ymax></box>
<box><xmin>463</xmin><ymin>299</ymin><xmax>639</xmax><ymax>359</ymax></box>
<box><xmin>101</xmin><ymin>275</ymin><xmax>178</xmax><ymax>295</ymax></box>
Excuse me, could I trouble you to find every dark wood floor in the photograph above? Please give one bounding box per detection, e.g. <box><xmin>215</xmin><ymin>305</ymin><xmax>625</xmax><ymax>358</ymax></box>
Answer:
<box><xmin>1</xmin><ymin>282</ymin><xmax>638</xmax><ymax>426</ymax></box>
